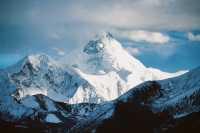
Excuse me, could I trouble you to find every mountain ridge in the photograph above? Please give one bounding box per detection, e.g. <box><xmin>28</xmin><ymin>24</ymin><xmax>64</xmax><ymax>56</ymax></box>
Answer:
<box><xmin>1</xmin><ymin>33</ymin><xmax>187</xmax><ymax>105</ymax></box>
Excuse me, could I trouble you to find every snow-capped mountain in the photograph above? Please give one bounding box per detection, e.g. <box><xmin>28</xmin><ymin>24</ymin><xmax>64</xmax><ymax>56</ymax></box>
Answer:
<box><xmin>65</xmin><ymin>32</ymin><xmax>186</xmax><ymax>102</ymax></box>
<box><xmin>0</xmin><ymin>32</ymin><xmax>197</xmax><ymax>133</ymax></box>
<box><xmin>72</xmin><ymin>33</ymin><xmax>186</xmax><ymax>89</ymax></box>
<box><xmin>0</xmin><ymin>33</ymin><xmax>187</xmax><ymax>119</ymax></box>
<box><xmin>0</xmin><ymin>33</ymin><xmax>186</xmax><ymax>107</ymax></box>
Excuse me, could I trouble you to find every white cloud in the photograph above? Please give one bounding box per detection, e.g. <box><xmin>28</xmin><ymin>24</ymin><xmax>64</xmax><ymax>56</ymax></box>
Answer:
<box><xmin>52</xmin><ymin>47</ymin><xmax>65</xmax><ymax>56</ymax></box>
<box><xmin>125</xmin><ymin>47</ymin><xmax>140</xmax><ymax>56</ymax></box>
<box><xmin>188</xmin><ymin>32</ymin><xmax>200</xmax><ymax>41</ymax></box>
<box><xmin>115</xmin><ymin>30</ymin><xmax>170</xmax><ymax>44</ymax></box>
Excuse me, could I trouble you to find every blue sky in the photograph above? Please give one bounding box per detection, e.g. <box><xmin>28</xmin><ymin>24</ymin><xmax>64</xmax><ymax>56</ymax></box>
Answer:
<box><xmin>0</xmin><ymin>0</ymin><xmax>200</xmax><ymax>72</ymax></box>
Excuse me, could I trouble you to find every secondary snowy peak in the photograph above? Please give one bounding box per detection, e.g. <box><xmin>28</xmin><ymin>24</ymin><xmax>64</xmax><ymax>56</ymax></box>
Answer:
<box><xmin>23</xmin><ymin>54</ymin><xmax>52</xmax><ymax>67</ymax></box>
<box><xmin>7</xmin><ymin>54</ymin><xmax>59</xmax><ymax>74</ymax></box>
<box><xmin>5</xmin><ymin>54</ymin><xmax>93</xmax><ymax>102</ymax></box>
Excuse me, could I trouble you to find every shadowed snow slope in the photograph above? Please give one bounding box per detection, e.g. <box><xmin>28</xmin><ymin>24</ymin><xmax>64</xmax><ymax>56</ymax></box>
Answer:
<box><xmin>118</xmin><ymin>66</ymin><xmax>200</xmax><ymax>118</ymax></box>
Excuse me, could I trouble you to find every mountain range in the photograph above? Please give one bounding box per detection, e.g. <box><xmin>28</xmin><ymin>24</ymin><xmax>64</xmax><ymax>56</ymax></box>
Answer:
<box><xmin>0</xmin><ymin>33</ymin><xmax>199</xmax><ymax>133</ymax></box>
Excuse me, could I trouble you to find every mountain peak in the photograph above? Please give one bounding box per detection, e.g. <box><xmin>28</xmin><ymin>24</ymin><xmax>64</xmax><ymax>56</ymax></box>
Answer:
<box><xmin>21</xmin><ymin>54</ymin><xmax>54</xmax><ymax>70</ymax></box>
<box><xmin>7</xmin><ymin>54</ymin><xmax>58</xmax><ymax>74</ymax></box>
<box><xmin>98</xmin><ymin>32</ymin><xmax>114</xmax><ymax>40</ymax></box>
<box><xmin>83</xmin><ymin>32</ymin><xmax>115</xmax><ymax>55</ymax></box>
<box><xmin>82</xmin><ymin>32</ymin><xmax>145</xmax><ymax>73</ymax></box>
<box><xmin>25</xmin><ymin>54</ymin><xmax>49</xmax><ymax>65</ymax></box>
